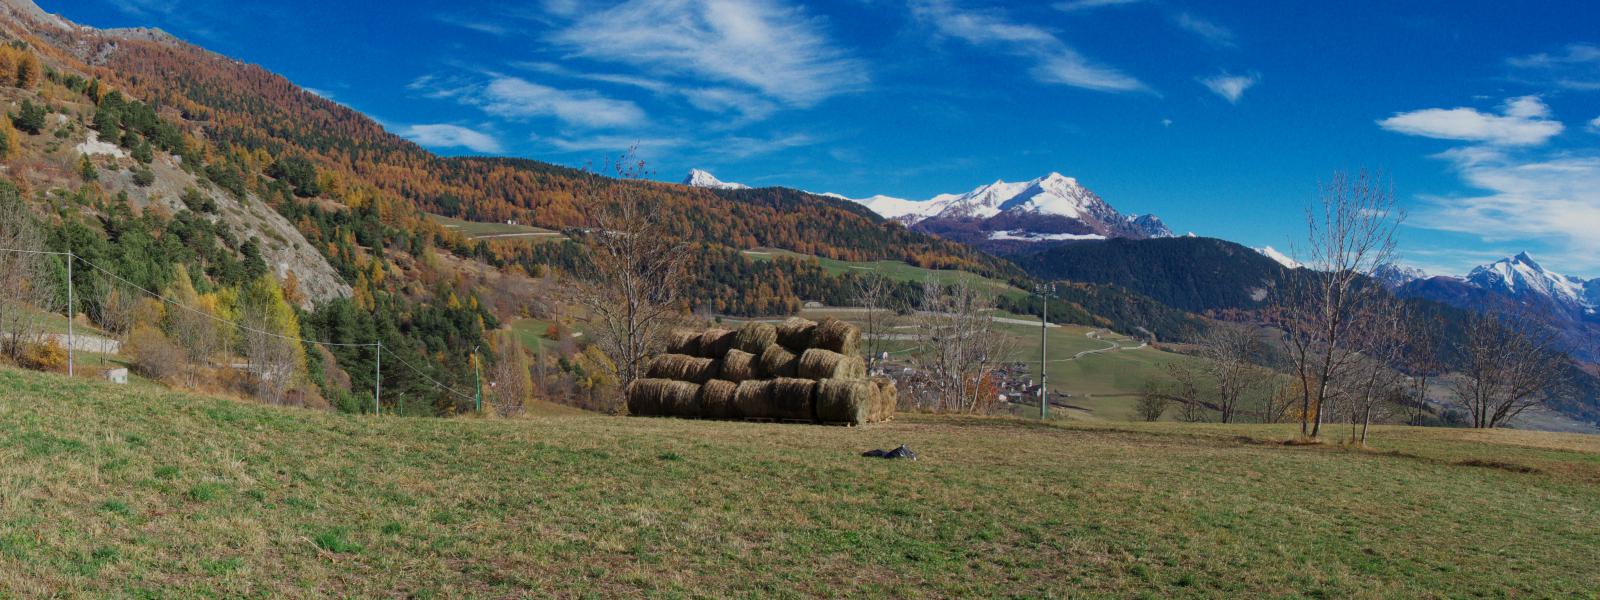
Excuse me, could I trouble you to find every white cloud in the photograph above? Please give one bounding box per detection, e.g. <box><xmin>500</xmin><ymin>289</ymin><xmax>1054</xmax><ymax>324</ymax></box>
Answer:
<box><xmin>1053</xmin><ymin>0</ymin><xmax>1141</xmax><ymax>12</ymax></box>
<box><xmin>546</xmin><ymin>0</ymin><xmax>868</xmax><ymax>107</ymax></box>
<box><xmin>1174</xmin><ymin>12</ymin><xmax>1235</xmax><ymax>48</ymax></box>
<box><xmin>1589</xmin><ymin>115</ymin><xmax>1600</xmax><ymax>132</ymax></box>
<box><xmin>912</xmin><ymin>0</ymin><xmax>1146</xmax><ymax>93</ymax></box>
<box><xmin>1378</xmin><ymin>96</ymin><xmax>1564</xmax><ymax>146</ymax></box>
<box><xmin>412</xmin><ymin>74</ymin><xmax>646</xmax><ymax>129</ymax></box>
<box><xmin>1411</xmin><ymin>148</ymin><xmax>1600</xmax><ymax>272</ymax></box>
<box><xmin>400</xmin><ymin>124</ymin><xmax>504</xmax><ymax>154</ymax></box>
<box><xmin>1199</xmin><ymin>72</ymin><xmax>1257</xmax><ymax>103</ymax></box>
<box><xmin>1507</xmin><ymin>43</ymin><xmax>1600</xmax><ymax>91</ymax></box>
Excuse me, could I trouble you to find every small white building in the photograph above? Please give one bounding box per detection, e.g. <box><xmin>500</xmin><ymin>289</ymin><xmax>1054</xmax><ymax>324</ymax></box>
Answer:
<box><xmin>105</xmin><ymin>368</ymin><xmax>128</xmax><ymax>385</ymax></box>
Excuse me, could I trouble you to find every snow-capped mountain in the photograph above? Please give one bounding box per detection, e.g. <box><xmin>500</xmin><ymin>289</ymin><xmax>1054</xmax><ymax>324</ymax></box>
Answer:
<box><xmin>830</xmin><ymin>172</ymin><xmax>1172</xmax><ymax>247</ymax></box>
<box><xmin>1373</xmin><ymin>263</ymin><xmax>1428</xmax><ymax>287</ymax></box>
<box><xmin>682</xmin><ymin>169</ymin><xmax>749</xmax><ymax>190</ymax></box>
<box><xmin>1464</xmin><ymin>253</ymin><xmax>1596</xmax><ymax>314</ymax></box>
<box><xmin>1254</xmin><ymin>246</ymin><xmax>1301</xmax><ymax>269</ymax></box>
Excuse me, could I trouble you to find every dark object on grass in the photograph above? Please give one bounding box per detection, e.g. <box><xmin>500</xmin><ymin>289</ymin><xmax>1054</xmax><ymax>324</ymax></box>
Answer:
<box><xmin>861</xmin><ymin>445</ymin><xmax>917</xmax><ymax>460</ymax></box>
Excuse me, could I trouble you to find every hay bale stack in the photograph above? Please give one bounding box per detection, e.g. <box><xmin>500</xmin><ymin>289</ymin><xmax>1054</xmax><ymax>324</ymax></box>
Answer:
<box><xmin>796</xmin><ymin>348</ymin><xmax>866</xmax><ymax>380</ymax></box>
<box><xmin>815</xmin><ymin>379</ymin><xmax>875</xmax><ymax>425</ymax></box>
<box><xmin>759</xmin><ymin>344</ymin><xmax>799</xmax><ymax>378</ymax></box>
<box><xmin>733</xmin><ymin>380</ymin><xmax>772</xmax><ymax>418</ymax></box>
<box><xmin>721</xmin><ymin>349</ymin><xmax>762</xmax><ymax>382</ymax></box>
<box><xmin>627</xmin><ymin>378</ymin><xmax>700</xmax><ymax>417</ymax></box>
<box><xmin>733</xmin><ymin>322</ymin><xmax>778</xmax><ymax>354</ymax></box>
<box><xmin>767</xmin><ymin>377</ymin><xmax>817</xmax><ymax>421</ymax></box>
<box><xmin>665</xmin><ymin>330</ymin><xmax>702</xmax><ymax>356</ymax></box>
<box><xmin>699</xmin><ymin>379</ymin><xmax>739</xmax><ymax>419</ymax></box>
<box><xmin>812</xmin><ymin>317</ymin><xmax>861</xmax><ymax>355</ymax></box>
<box><xmin>776</xmin><ymin>317</ymin><xmax>818</xmax><ymax>351</ymax></box>
<box><xmin>646</xmin><ymin>354</ymin><xmax>720</xmax><ymax>383</ymax></box>
<box><xmin>871</xmin><ymin>377</ymin><xmax>898</xmax><ymax>423</ymax></box>
<box><xmin>698</xmin><ymin>328</ymin><xmax>736</xmax><ymax>358</ymax></box>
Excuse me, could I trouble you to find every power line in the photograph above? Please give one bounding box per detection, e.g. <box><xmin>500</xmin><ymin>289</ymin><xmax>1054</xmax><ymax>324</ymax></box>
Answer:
<box><xmin>379</xmin><ymin>343</ymin><xmax>477</xmax><ymax>402</ymax></box>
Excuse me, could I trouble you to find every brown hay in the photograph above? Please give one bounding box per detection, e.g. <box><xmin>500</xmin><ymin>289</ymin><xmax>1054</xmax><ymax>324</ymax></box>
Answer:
<box><xmin>627</xmin><ymin>378</ymin><xmax>700</xmax><ymax>417</ymax></box>
<box><xmin>776</xmin><ymin>317</ymin><xmax>818</xmax><ymax>351</ymax></box>
<box><xmin>733</xmin><ymin>322</ymin><xmax>778</xmax><ymax>354</ymax></box>
<box><xmin>767</xmin><ymin>377</ymin><xmax>817</xmax><ymax>421</ymax></box>
<box><xmin>699</xmin><ymin>379</ymin><xmax>739</xmax><ymax>419</ymax></box>
<box><xmin>721</xmin><ymin>349</ymin><xmax>762</xmax><ymax>382</ymax></box>
<box><xmin>698</xmin><ymin>328</ymin><xmax>736</xmax><ymax>358</ymax></box>
<box><xmin>812</xmin><ymin>317</ymin><xmax>861</xmax><ymax>355</ymax></box>
<box><xmin>759</xmin><ymin>344</ymin><xmax>798</xmax><ymax>378</ymax></box>
<box><xmin>796</xmin><ymin>348</ymin><xmax>867</xmax><ymax>380</ymax></box>
<box><xmin>733</xmin><ymin>380</ymin><xmax>773</xmax><ymax>418</ymax></box>
<box><xmin>871</xmin><ymin>377</ymin><xmax>898</xmax><ymax>423</ymax></box>
<box><xmin>665</xmin><ymin>330</ymin><xmax>701</xmax><ymax>356</ymax></box>
<box><xmin>646</xmin><ymin>354</ymin><xmax>721</xmax><ymax>383</ymax></box>
<box><xmin>815</xmin><ymin>379</ymin><xmax>874</xmax><ymax>425</ymax></box>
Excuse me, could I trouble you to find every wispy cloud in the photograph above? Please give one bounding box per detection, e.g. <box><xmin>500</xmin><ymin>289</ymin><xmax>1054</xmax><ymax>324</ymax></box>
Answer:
<box><xmin>1409</xmin><ymin>147</ymin><xmax>1600</xmax><ymax>272</ymax></box>
<box><xmin>411</xmin><ymin>74</ymin><xmax>646</xmax><ymax>129</ymax></box>
<box><xmin>400</xmin><ymin>124</ymin><xmax>504</xmax><ymax>154</ymax></box>
<box><xmin>435</xmin><ymin>13</ymin><xmax>513</xmax><ymax>36</ymax></box>
<box><xmin>1199</xmin><ymin>72</ymin><xmax>1258</xmax><ymax>103</ymax></box>
<box><xmin>912</xmin><ymin>0</ymin><xmax>1146</xmax><ymax>93</ymax></box>
<box><xmin>1173</xmin><ymin>12</ymin><xmax>1235</xmax><ymax>48</ymax></box>
<box><xmin>1378</xmin><ymin>96</ymin><xmax>1564</xmax><ymax>146</ymax></box>
<box><xmin>1590</xmin><ymin>115</ymin><xmax>1600</xmax><ymax>132</ymax></box>
<box><xmin>510</xmin><ymin>61</ymin><xmax>777</xmax><ymax>123</ymax></box>
<box><xmin>1053</xmin><ymin>0</ymin><xmax>1141</xmax><ymax>12</ymax></box>
<box><xmin>1507</xmin><ymin>43</ymin><xmax>1600</xmax><ymax>91</ymax></box>
<box><xmin>544</xmin><ymin>0</ymin><xmax>868</xmax><ymax>107</ymax></box>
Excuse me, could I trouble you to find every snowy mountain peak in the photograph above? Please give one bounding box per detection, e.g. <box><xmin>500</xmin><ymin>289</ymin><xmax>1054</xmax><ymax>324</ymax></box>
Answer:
<box><xmin>1255</xmin><ymin>246</ymin><xmax>1302</xmax><ymax>269</ymax></box>
<box><xmin>1373</xmin><ymin>263</ymin><xmax>1429</xmax><ymax>288</ymax></box>
<box><xmin>682</xmin><ymin>169</ymin><xmax>749</xmax><ymax>190</ymax></box>
<box><xmin>1467</xmin><ymin>252</ymin><xmax>1593</xmax><ymax>310</ymax></box>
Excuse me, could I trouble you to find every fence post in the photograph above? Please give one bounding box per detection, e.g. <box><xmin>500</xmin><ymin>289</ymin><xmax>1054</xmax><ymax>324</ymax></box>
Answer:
<box><xmin>66</xmin><ymin>251</ymin><xmax>74</xmax><ymax>377</ymax></box>
<box><xmin>374</xmin><ymin>343</ymin><xmax>381</xmax><ymax>416</ymax></box>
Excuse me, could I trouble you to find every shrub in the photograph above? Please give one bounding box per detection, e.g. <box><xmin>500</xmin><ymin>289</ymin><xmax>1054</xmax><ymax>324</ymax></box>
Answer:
<box><xmin>19</xmin><ymin>338</ymin><xmax>67</xmax><ymax>372</ymax></box>
<box><xmin>125</xmin><ymin>325</ymin><xmax>184</xmax><ymax>382</ymax></box>
<box><xmin>132</xmin><ymin>166</ymin><xmax>155</xmax><ymax>187</ymax></box>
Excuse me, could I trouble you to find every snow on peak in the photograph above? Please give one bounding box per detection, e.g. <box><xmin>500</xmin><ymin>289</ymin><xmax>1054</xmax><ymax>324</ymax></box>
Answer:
<box><xmin>1467</xmin><ymin>252</ymin><xmax>1592</xmax><ymax>309</ymax></box>
<box><xmin>1255</xmin><ymin>246</ymin><xmax>1302</xmax><ymax>269</ymax></box>
<box><xmin>682</xmin><ymin>169</ymin><xmax>749</xmax><ymax>190</ymax></box>
<box><xmin>1373</xmin><ymin>263</ymin><xmax>1429</xmax><ymax>288</ymax></box>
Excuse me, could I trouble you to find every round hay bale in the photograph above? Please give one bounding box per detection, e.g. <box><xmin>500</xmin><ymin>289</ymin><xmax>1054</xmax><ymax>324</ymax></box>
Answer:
<box><xmin>699</xmin><ymin>379</ymin><xmax>739</xmax><ymax>419</ymax></box>
<box><xmin>759</xmin><ymin>344</ymin><xmax>798</xmax><ymax>378</ymax></box>
<box><xmin>815</xmin><ymin>379</ymin><xmax>874</xmax><ymax>425</ymax></box>
<box><xmin>627</xmin><ymin>378</ymin><xmax>699</xmax><ymax>417</ymax></box>
<box><xmin>796</xmin><ymin>348</ymin><xmax>867</xmax><ymax>380</ymax></box>
<box><xmin>767</xmin><ymin>377</ymin><xmax>817</xmax><ymax>421</ymax></box>
<box><xmin>733</xmin><ymin>322</ymin><xmax>778</xmax><ymax>354</ymax></box>
<box><xmin>721</xmin><ymin>349</ymin><xmax>762</xmax><ymax>382</ymax></box>
<box><xmin>871</xmin><ymin>377</ymin><xmax>899</xmax><ymax>422</ymax></box>
<box><xmin>698</xmin><ymin>328</ymin><xmax>736</xmax><ymax>358</ymax></box>
<box><xmin>665</xmin><ymin>330</ymin><xmax>702</xmax><ymax>356</ymax></box>
<box><xmin>733</xmin><ymin>379</ymin><xmax>773</xmax><ymax>418</ymax></box>
<box><xmin>646</xmin><ymin>354</ymin><xmax>720</xmax><ymax>383</ymax></box>
<box><xmin>812</xmin><ymin>317</ymin><xmax>861</xmax><ymax>355</ymax></box>
<box><xmin>776</xmin><ymin>317</ymin><xmax>818</xmax><ymax>351</ymax></box>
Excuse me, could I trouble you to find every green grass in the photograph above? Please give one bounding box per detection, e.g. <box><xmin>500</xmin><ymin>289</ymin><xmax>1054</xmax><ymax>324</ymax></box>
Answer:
<box><xmin>743</xmin><ymin>247</ymin><xmax>1023</xmax><ymax>298</ymax></box>
<box><xmin>506</xmin><ymin>317</ymin><xmax>561</xmax><ymax>353</ymax></box>
<box><xmin>428</xmin><ymin>213</ymin><xmax>563</xmax><ymax>240</ymax></box>
<box><xmin>2</xmin><ymin>365</ymin><xmax>1597</xmax><ymax>597</ymax></box>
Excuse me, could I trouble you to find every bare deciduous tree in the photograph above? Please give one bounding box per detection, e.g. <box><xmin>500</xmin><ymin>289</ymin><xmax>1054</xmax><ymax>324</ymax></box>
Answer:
<box><xmin>0</xmin><ymin>192</ymin><xmax>54</xmax><ymax>361</ymax></box>
<box><xmin>1135</xmin><ymin>380</ymin><xmax>1170</xmax><ymax>422</ymax></box>
<box><xmin>913</xmin><ymin>278</ymin><xmax>1012</xmax><ymax>413</ymax></box>
<box><xmin>573</xmin><ymin>151</ymin><xmax>691</xmax><ymax>398</ymax></box>
<box><xmin>1344</xmin><ymin>296</ymin><xmax>1408</xmax><ymax>445</ymax></box>
<box><xmin>1166</xmin><ymin>362</ymin><xmax>1209</xmax><ymax>423</ymax></box>
<box><xmin>490</xmin><ymin>331</ymin><xmax>533</xmax><ymax>416</ymax></box>
<box><xmin>1451</xmin><ymin>314</ymin><xmax>1568</xmax><ymax>429</ymax></box>
<box><xmin>1196</xmin><ymin>325</ymin><xmax>1274</xmax><ymax>423</ymax></box>
<box><xmin>1400</xmin><ymin>314</ymin><xmax>1445</xmax><ymax>424</ymax></box>
<box><xmin>1277</xmin><ymin>171</ymin><xmax>1400</xmax><ymax>439</ymax></box>
<box><xmin>854</xmin><ymin>272</ymin><xmax>898</xmax><ymax>372</ymax></box>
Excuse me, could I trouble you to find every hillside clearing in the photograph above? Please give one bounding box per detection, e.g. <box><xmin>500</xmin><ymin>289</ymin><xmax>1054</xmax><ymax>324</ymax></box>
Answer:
<box><xmin>2</xmin><ymin>367</ymin><xmax>1597</xmax><ymax>597</ymax></box>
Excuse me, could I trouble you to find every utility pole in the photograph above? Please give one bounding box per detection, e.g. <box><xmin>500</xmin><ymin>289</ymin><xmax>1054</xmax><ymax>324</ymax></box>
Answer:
<box><xmin>374</xmin><ymin>343</ymin><xmax>381</xmax><ymax>416</ymax></box>
<box><xmin>472</xmin><ymin>345</ymin><xmax>483</xmax><ymax>414</ymax></box>
<box><xmin>1037</xmin><ymin>283</ymin><xmax>1053</xmax><ymax>420</ymax></box>
<box><xmin>65</xmin><ymin>250</ymin><xmax>73</xmax><ymax>377</ymax></box>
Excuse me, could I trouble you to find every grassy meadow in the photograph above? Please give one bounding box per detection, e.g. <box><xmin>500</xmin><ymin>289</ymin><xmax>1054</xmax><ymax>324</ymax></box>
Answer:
<box><xmin>2</xmin><ymin>366</ymin><xmax>1597</xmax><ymax>597</ymax></box>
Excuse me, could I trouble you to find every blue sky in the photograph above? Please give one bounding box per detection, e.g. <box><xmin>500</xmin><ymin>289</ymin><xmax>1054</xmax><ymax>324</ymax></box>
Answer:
<box><xmin>42</xmin><ymin>0</ymin><xmax>1600</xmax><ymax>278</ymax></box>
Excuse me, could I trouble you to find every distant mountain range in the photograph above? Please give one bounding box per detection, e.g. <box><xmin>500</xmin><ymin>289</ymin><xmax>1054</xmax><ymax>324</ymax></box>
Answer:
<box><xmin>684</xmin><ymin>169</ymin><xmax>1173</xmax><ymax>251</ymax></box>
